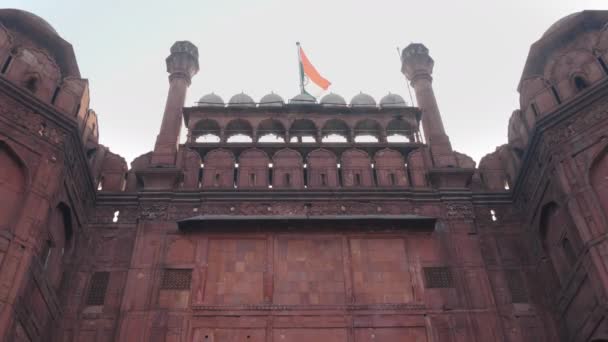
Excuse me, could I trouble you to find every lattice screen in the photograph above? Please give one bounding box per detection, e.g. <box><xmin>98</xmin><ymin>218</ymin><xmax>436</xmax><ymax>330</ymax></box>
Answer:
<box><xmin>423</xmin><ymin>267</ymin><xmax>454</xmax><ymax>288</ymax></box>
<box><xmin>86</xmin><ymin>271</ymin><xmax>109</xmax><ymax>306</ymax></box>
<box><xmin>161</xmin><ymin>269</ymin><xmax>192</xmax><ymax>290</ymax></box>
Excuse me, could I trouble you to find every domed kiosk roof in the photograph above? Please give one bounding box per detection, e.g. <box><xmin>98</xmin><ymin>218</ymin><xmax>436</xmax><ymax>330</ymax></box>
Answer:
<box><xmin>0</xmin><ymin>9</ymin><xmax>81</xmax><ymax>77</ymax></box>
<box><xmin>542</xmin><ymin>12</ymin><xmax>580</xmax><ymax>38</ymax></box>
<box><xmin>519</xmin><ymin>10</ymin><xmax>608</xmax><ymax>88</ymax></box>
<box><xmin>197</xmin><ymin>93</ymin><xmax>224</xmax><ymax>107</ymax></box>
<box><xmin>320</xmin><ymin>93</ymin><xmax>347</xmax><ymax>107</ymax></box>
<box><xmin>228</xmin><ymin>92</ymin><xmax>256</xmax><ymax>108</ymax></box>
<box><xmin>350</xmin><ymin>92</ymin><xmax>376</xmax><ymax>108</ymax></box>
<box><xmin>379</xmin><ymin>93</ymin><xmax>407</xmax><ymax>108</ymax></box>
<box><xmin>289</xmin><ymin>93</ymin><xmax>317</xmax><ymax>105</ymax></box>
<box><xmin>1</xmin><ymin>9</ymin><xmax>58</xmax><ymax>36</ymax></box>
<box><xmin>259</xmin><ymin>92</ymin><xmax>285</xmax><ymax>107</ymax></box>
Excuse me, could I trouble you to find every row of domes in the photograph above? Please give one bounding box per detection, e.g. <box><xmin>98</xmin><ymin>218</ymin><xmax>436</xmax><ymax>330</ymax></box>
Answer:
<box><xmin>197</xmin><ymin>92</ymin><xmax>408</xmax><ymax>109</ymax></box>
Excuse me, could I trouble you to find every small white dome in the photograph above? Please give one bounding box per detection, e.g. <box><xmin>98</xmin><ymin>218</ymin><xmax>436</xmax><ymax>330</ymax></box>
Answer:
<box><xmin>350</xmin><ymin>92</ymin><xmax>376</xmax><ymax>108</ymax></box>
<box><xmin>259</xmin><ymin>92</ymin><xmax>285</xmax><ymax>107</ymax></box>
<box><xmin>320</xmin><ymin>92</ymin><xmax>347</xmax><ymax>107</ymax></box>
<box><xmin>289</xmin><ymin>93</ymin><xmax>317</xmax><ymax>105</ymax></box>
<box><xmin>379</xmin><ymin>93</ymin><xmax>407</xmax><ymax>108</ymax></box>
<box><xmin>197</xmin><ymin>93</ymin><xmax>224</xmax><ymax>107</ymax></box>
<box><xmin>228</xmin><ymin>92</ymin><xmax>255</xmax><ymax>107</ymax></box>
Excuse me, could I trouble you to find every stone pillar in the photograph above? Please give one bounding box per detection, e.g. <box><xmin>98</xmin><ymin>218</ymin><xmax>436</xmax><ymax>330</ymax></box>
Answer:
<box><xmin>401</xmin><ymin>43</ymin><xmax>456</xmax><ymax>167</ymax></box>
<box><xmin>151</xmin><ymin>41</ymin><xmax>199</xmax><ymax>166</ymax></box>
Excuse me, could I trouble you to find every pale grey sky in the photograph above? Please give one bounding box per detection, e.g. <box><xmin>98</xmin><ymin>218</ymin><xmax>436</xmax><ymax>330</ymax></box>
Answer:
<box><xmin>5</xmin><ymin>0</ymin><xmax>606</xmax><ymax>164</ymax></box>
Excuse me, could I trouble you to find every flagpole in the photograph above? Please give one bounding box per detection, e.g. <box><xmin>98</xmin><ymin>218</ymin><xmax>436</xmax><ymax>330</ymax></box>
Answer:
<box><xmin>296</xmin><ymin>42</ymin><xmax>305</xmax><ymax>94</ymax></box>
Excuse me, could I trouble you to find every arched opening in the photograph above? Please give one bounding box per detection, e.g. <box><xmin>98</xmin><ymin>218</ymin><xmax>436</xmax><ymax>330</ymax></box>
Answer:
<box><xmin>225</xmin><ymin>119</ymin><xmax>253</xmax><ymax>143</ymax></box>
<box><xmin>354</xmin><ymin>119</ymin><xmax>382</xmax><ymax>143</ymax></box>
<box><xmin>289</xmin><ymin>119</ymin><xmax>317</xmax><ymax>143</ymax></box>
<box><xmin>257</xmin><ymin>119</ymin><xmax>286</xmax><ymax>143</ymax></box>
<box><xmin>0</xmin><ymin>143</ymin><xmax>26</xmax><ymax>230</ymax></box>
<box><xmin>321</xmin><ymin>119</ymin><xmax>349</xmax><ymax>143</ymax></box>
<box><xmin>386</xmin><ymin>119</ymin><xmax>414</xmax><ymax>143</ymax></box>
<box><xmin>193</xmin><ymin>119</ymin><xmax>221</xmax><ymax>143</ymax></box>
<box><xmin>573</xmin><ymin>75</ymin><xmax>589</xmax><ymax>92</ymax></box>
<box><xmin>44</xmin><ymin>203</ymin><xmax>73</xmax><ymax>290</ymax></box>
<box><xmin>539</xmin><ymin>202</ymin><xmax>579</xmax><ymax>287</ymax></box>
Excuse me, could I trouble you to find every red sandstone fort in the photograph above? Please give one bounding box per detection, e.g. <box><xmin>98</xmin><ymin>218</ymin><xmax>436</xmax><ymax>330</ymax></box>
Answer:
<box><xmin>0</xmin><ymin>7</ymin><xmax>607</xmax><ymax>342</ymax></box>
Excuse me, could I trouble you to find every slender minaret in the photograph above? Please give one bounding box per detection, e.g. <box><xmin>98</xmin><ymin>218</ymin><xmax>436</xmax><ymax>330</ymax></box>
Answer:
<box><xmin>151</xmin><ymin>41</ymin><xmax>199</xmax><ymax>165</ymax></box>
<box><xmin>401</xmin><ymin>43</ymin><xmax>456</xmax><ymax>167</ymax></box>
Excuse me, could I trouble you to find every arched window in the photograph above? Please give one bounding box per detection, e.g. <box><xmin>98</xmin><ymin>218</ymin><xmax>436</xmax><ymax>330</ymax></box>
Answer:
<box><xmin>24</xmin><ymin>76</ymin><xmax>38</xmax><ymax>93</ymax></box>
<box><xmin>573</xmin><ymin>75</ymin><xmax>588</xmax><ymax>92</ymax></box>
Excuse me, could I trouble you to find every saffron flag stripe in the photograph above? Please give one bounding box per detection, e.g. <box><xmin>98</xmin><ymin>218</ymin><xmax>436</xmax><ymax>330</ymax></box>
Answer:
<box><xmin>299</xmin><ymin>47</ymin><xmax>331</xmax><ymax>90</ymax></box>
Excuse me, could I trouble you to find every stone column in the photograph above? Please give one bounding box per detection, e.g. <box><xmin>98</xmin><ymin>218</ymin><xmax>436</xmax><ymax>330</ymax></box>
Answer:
<box><xmin>151</xmin><ymin>41</ymin><xmax>199</xmax><ymax>165</ymax></box>
<box><xmin>401</xmin><ymin>43</ymin><xmax>456</xmax><ymax>167</ymax></box>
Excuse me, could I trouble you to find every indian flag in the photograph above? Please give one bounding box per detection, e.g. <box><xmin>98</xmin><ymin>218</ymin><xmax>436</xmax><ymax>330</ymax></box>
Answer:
<box><xmin>298</xmin><ymin>43</ymin><xmax>331</xmax><ymax>97</ymax></box>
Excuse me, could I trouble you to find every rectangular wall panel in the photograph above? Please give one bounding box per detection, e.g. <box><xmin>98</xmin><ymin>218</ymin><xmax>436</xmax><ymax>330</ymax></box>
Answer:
<box><xmin>354</xmin><ymin>327</ymin><xmax>428</xmax><ymax>342</ymax></box>
<box><xmin>273</xmin><ymin>328</ymin><xmax>348</xmax><ymax>342</ymax></box>
<box><xmin>274</xmin><ymin>237</ymin><xmax>346</xmax><ymax>305</ymax></box>
<box><xmin>350</xmin><ymin>238</ymin><xmax>412</xmax><ymax>303</ymax></box>
<box><xmin>192</xmin><ymin>328</ymin><xmax>266</xmax><ymax>342</ymax></box>
<box><xmin>203</xmin><ymin>238</ymin><xmax>266</xmax><ymax>305</ymax></box>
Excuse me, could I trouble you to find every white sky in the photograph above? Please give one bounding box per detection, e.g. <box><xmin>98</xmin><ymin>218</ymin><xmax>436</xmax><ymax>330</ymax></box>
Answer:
<box><xmin>5</xmin><ymin>0</ymin><xmax>607</xmax><ymax>164</ymax></box>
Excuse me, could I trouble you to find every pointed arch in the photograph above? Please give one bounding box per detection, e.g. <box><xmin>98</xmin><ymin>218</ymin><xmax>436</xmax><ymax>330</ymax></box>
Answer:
<box><xmin>341</xmin><ymin>148</ymin><xmax>374</xmax><ymax>187</ymax></box>
<box><xmin>0</xmin><ymin>141</ymin><xmax>27</xmax><ymax>230</ymax></box>
<box><xmin>45</xmin><ymin>202</ymin><xmax>73</xmax><ymax>289</ymax></box>
<box><xmin>353</xmin><ymin>119</ymin><xmax>382</xmax><ymax>142</ymax></box>
<box><xmin>192</xmin><ymin>119</ymin><xmax>221</xmax><ymax>142</ymax></box>
<box><xmin>374</xmin><ymin>148</ymin><xmax>408</xmax><ymax>187</ymax></box>
<box><xmin>202</xmin><ymin>149</ymin><xmax>235</xmax><ymax>188</ymax></box>
<box><xmin>257</xmin><ymin>119</ymin><xmax>286</xmax><ymax>143</ymax></box>
<box><xmin>307</xmin><ymin>148</ymin><xmax>338</xmax><ymax>188</ymax></box>
<box><xmin>237</xmin><ymin>148</ymin><xmax>270</xmax><ymax>189</ymax></box>
<box><xmin>272</xmin><ymin>148</ymin><xmax>304</xmax><ymax>189</ymax></box>
<box><xmin>590</xmin><ymin>142</ymin><xmax>608</xmax><ymax>215</ymax></box>
<box><xmin>289</xmin><ymin>119</ymin><xmax>317</xmax><ymax>143</ymax></box>
<box><xmin>539</xmin><ymin>202</ymin><xmax>579</xmax><ymax>286</ymax></box>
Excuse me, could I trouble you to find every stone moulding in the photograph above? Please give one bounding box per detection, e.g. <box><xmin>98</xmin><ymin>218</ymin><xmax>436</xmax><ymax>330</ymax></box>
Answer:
<box><xmin>191</xmin><ymin>303</ymin><xmax>426</xmax><ymax>312</ymax></box>
<box><xmin>177</xmin><ymin>214</ymin><xmax>437</xmax><ymax>231</ymax></box>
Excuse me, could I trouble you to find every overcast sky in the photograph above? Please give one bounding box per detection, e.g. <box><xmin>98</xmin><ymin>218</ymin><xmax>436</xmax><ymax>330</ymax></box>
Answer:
<box><xmin>5</xmin><ymin>0</ymin><xmax>606</xmax><ymax>164</ymax></box>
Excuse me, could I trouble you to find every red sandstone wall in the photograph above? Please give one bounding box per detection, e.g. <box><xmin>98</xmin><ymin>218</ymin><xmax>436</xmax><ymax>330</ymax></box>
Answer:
<box><xmin>54</xmin><ymin>199</ymin><xmax>557</xmax><ymax>342</ymax></box>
